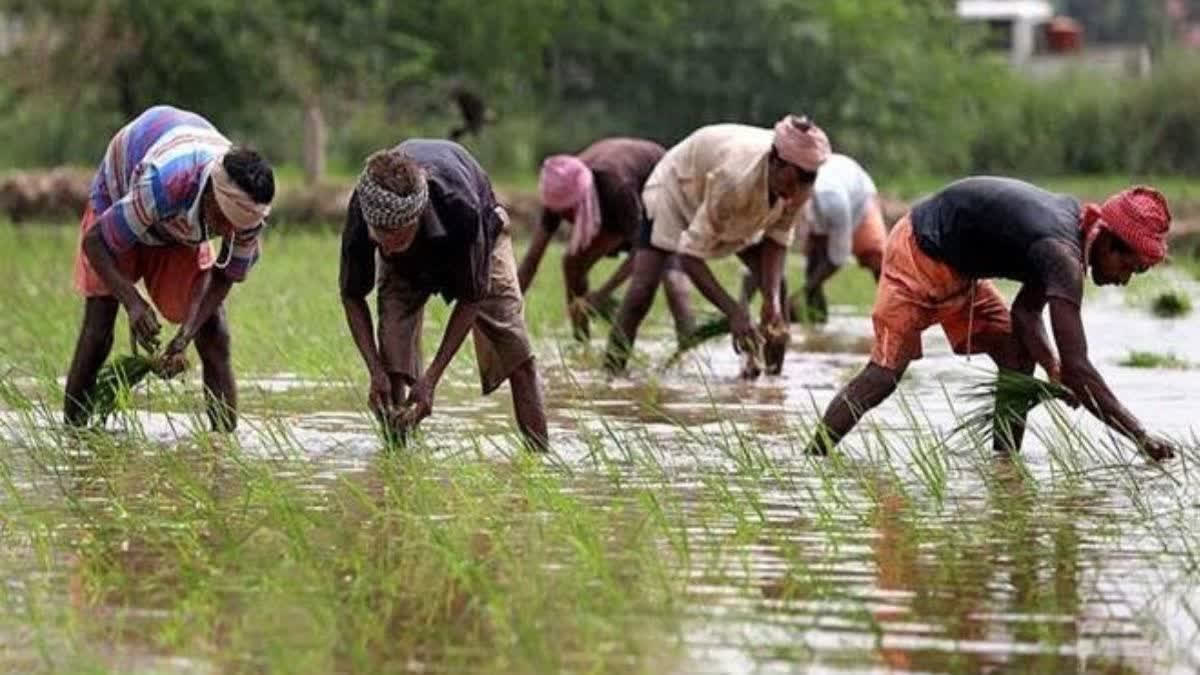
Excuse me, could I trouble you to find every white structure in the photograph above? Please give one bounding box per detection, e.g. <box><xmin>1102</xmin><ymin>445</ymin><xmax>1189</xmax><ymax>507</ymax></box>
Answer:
<box><xmin>957</xmin><ymin>0</ymin><xmax>1054</xmax><ymax>65</ymax></box>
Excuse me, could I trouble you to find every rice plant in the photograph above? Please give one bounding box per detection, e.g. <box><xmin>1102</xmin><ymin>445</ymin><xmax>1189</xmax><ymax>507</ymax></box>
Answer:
<box><xmin>1151</xmin><ymin>290</ymin><xmax>1193</xmax><ymax>318</ymax></box>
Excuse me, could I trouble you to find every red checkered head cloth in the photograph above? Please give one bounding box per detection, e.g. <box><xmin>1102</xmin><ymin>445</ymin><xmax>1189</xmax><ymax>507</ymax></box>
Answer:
<box><xmin>1081</xmin><ymin>186</ymin><xmax>1171</xmax><ymax>267</ymax></box>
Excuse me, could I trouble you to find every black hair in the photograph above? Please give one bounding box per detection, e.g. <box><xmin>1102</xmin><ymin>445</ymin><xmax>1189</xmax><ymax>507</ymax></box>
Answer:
<box><xmin>365</xmin><ymin>150</ymin><xmax>424</xmax><ymax>196</ymax></box>
<box><xmin>223</xmin><ymin>147</ymin><xmax>275</xmax><ymax>204</ymax></box>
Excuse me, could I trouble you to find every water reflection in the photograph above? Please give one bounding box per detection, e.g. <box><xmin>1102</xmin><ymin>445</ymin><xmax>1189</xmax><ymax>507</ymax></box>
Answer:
<box><xmin>0</xmin><ymin>286</ymin><xmax>1196</xmax><ymax>672</ymax></box>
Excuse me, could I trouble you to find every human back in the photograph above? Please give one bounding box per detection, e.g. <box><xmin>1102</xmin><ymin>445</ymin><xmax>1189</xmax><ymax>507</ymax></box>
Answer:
<box><xmin>577</xmin><ymin>137</ymin><xmax>664</xmax><ymax>195</ymax></box>
<box><xmin>910</xmin><ymin>176</ymin><xmax>1082</xmax><ymax>284</ymax></box>
<box><xmin>646</xmin><ymin>123</ymin><xmax>774</xmax><ymax>213</ymax></box>
<box><xmin>91</xmin><ymin>105</ymin><xmax>229</xmax><ymax>212</ymax></box>
<box><xmin>810</xmin><ymin>154</ymin><xmax>877</xmax><ymax>231</ymax></box>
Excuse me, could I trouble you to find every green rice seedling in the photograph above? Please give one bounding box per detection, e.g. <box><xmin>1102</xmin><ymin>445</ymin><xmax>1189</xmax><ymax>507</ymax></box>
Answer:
<box><xmin>1120</xmin><ymin>350</ymin><xmax>1191</xmax><ymax>370</ymax></box>
<box><xmin>81</xmin><ymin>353</ymin><xmax>157</xmax><ymax>424</ymax></box>
<box><xmin>788</xmin><ymin>291</ymin><xmax>827</xmax><ymax>325</ymax></box>
<box><xmin>583</xmin><ymin>293</ymin><xmax>621</xmax><ymax>324</ymax></box>
<box><xmin>660</xmin><ymin>314</ymin><xmax>730</xmax><ymax>370</ymax></box>
<box><xmin>952</xmin><ymin>369</ymin><xmax>1072</xmax><ymax>445</ymax></box>
<box><xmin>1151</xmin><ymin>290</ymin><xmax>1192</xmax><ymax>318</ymax></box>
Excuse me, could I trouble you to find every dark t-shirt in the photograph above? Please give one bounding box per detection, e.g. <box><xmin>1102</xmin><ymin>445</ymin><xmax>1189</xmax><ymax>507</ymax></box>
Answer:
<box><xmin>911</xmin><ymin>176</ymin><xmax>1085</xmax><ymax>303</ymax></box>
<box><xmin>539</xmin><ymin>138</ymin><xmax>665</xmax><ymax>247</ymax></box>
<box><xmin>340</xmin><ymin>139</ymin><xmax>501</xmax><ymax>303</ymax></box>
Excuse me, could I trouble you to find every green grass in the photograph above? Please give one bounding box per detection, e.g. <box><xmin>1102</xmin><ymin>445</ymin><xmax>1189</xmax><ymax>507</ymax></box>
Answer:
<box><xmin>1119</xmin><ymin>350</ymin><xmax>1192</xmax><ymax>370</ymax></box>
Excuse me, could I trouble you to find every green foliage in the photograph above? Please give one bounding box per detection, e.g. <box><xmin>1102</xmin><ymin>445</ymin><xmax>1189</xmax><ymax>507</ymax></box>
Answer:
<box><xmin>3</xmin><ymin>2</ymin><xmax>1200</xmax><ymax>179</ymax></box>
<box><xmin>1120</xmin><ymin>350</ymin><xmax>1191</xmax><ymax>369</ymax></box>
<box><xmin>661</xmin><ymin>314</ymin><xmax>732</xmax><ymax>371</ymax></box>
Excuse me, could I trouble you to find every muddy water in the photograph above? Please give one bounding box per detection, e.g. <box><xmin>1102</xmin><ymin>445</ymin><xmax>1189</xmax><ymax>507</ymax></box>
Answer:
<box><xmin>1</xmin><ymin>285</ymin><xmax>1198</xmax><ymax>673</ymax></box>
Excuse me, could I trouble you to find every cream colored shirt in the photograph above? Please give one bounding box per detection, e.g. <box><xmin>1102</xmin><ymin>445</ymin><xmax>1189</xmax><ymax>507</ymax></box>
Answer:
<box><xmin>643</xmin><ymin>124</ymin><xmax>805</xmax><ymax>259</ymax></box>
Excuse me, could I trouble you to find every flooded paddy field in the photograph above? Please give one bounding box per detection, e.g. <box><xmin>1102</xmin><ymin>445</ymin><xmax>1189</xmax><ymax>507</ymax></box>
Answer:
<box><xmin>1</xmin><ymin>224</ymin><xmax>1198</xmax><ymax>673</ymax></box>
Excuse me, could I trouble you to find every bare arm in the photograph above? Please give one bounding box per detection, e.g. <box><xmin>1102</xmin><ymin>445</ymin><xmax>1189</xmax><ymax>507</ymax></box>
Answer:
<box><xmin>1009</xmin><ymin>284</ymin><xmax>1058</xmax><ymax>379</ymax></box>
<box><xmin>679</xmin><ymin>254</ymin><xmax>743</xmax><ymax>319</ymax></box>
<box><xmin>680</xmin><ymin>253</ymin><xmax>758</xmax><ymax>351</ymax></box>
<box><xmin>517</xmin><ymin>225</ymin><xmax>554</xmax><ymax>293</ymax></box>
<box><xmin>402</xmin><ymin>300</ymin><xmax>481</xmax><ymax>425</ymax></box>
<box><xmin>83</xmin><ymin>227</ymin><xmax>141</xmax><ymax>309</ymax></box>
<box><xmin>338</xmin><ymin>192</ymin><xmax>397</xmax><ymax>415</ymax></box>
<box><xmin>589</xmin><ymin>254</ymin><xmax>636</xmax><ymax>301</ymax></box>
<box><xmin>1050</xmin><ymin>298</ymin><xmax>1146</xmax><ymax>442</ymax></box>
<box><xmin>758</xmin><ymin>238</ymin><xmax>787</xmax><ymax>325</ymax></box>
<box><xmin>421</xmin><ymin>300</ymin><xmax>479</xmax><ymax>391</ymax></box>
<box><xmin>341</xmin><ymin>293</ymin><xmax>385</xmax><ymax>377</ymax></box>
<box><xmin>166</xmin><ymin>269</ymin><xmax>233</xmax><ymax>356</ymax></box>
<box><xmin>83</xmin><ymin>226</ymin><xmax>160</xmax><ymax>352</ymax></box>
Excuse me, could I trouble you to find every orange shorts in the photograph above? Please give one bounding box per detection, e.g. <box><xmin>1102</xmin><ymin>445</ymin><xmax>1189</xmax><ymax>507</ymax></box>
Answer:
<box><xmin>851</xmin><ymin>196</ymin><xmax>887</xmax><ymax>265</ymax></box>
<box><xmin>73</xmin><ymin>205</ymin><xmax>213</xmax><ymax>324</ymax></box>
<box><xmin>869</xmin><ymin>214</ymin><xmax>1012</xmax><ymax>370</ymax></box>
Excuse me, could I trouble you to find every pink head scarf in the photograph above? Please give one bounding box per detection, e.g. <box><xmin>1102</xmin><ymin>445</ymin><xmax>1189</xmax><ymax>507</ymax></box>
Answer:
<box><xmin>539</xmin><ymin>155</ymin><xmax>602</xmax><ymax>255</ymax></box>
<box><xmin>772</xmin><ymin>115</ymin><xmax>831</xmax><ymax>172</ymax></box>
<box><xmin>1081</xmin><ymin>186</ymin><xmax>1171</xmax><ymax>267</ymax></box>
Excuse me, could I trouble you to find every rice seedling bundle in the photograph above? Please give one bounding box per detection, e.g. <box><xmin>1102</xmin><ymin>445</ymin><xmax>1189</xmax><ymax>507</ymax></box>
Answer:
<box><xmin>660</xmin><ymin>314</ymin><xmax>730</xmax><ymax>370</ymax></box>
<box><xmin>569</xmin><ymin>294</ymin><xmax>621</xmax><ymax>326</ymax></box>
<box><xmin>83</xmin><ymin>354</ymin><xmax>157</xmax><ymax>424</ymax></box>
<box><xmin>82</xmin><ymin>353</ymin><xmax>188</xmax><ymax>425</ymax></box>
<box><xmin>954</xmin><ymin>369</ymin><xmax>1071</xmax><ymax>442</ymax></box>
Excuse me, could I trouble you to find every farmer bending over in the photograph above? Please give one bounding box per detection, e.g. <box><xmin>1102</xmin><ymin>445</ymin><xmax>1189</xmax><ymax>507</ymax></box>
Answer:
<box><xmin>517</xmin><ymin>138</ymin><xmax>694</xmax><ymax>341</ymax></box>
<box><xmin>744</xmin><ymin>153</ymin><xmax>887</xmax><ymax>322</ymax></box>
<box><xmin>605</xmin><ymin>116</ymin><xmax>830</xmax><ymax>376</ymax></box>
<box><xmin>340</xmin><ymin>141</ymin><xmax>548</xmax><ymax>450</ymax></box>
<box><xmin>807</xmin><ymin>177</ymin><xmax>1177</xmax><ymax>461</ymax></box>
<box><xmin>66</xmin><ymin>105</ymin><xmax>274</xmax><ymax>431</ymax></box>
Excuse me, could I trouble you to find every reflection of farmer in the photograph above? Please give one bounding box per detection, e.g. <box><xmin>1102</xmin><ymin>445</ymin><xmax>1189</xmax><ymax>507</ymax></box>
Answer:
<box><xmin>809</xmin><ymin>177</ymin><xmax>1178</xmax><ymax>461</ymax></box>
<box><xmin>65</xmin><ymin>105</ymin><xmax>275</xmax><ymax>431</ymax></box>
<box><xmin>517</xmin><ymin>138</ymin><xmax>694</xmax><ymax>341</ymax></box>
<box><xmin>339</xmin><ymin>140</ymin><xmax>548</xmax><ymax>450</ymax></box>
<box><xmin>605</xmin><ymin>116</ymin><xmax>831</xmax><ymax>376</ymax></box>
